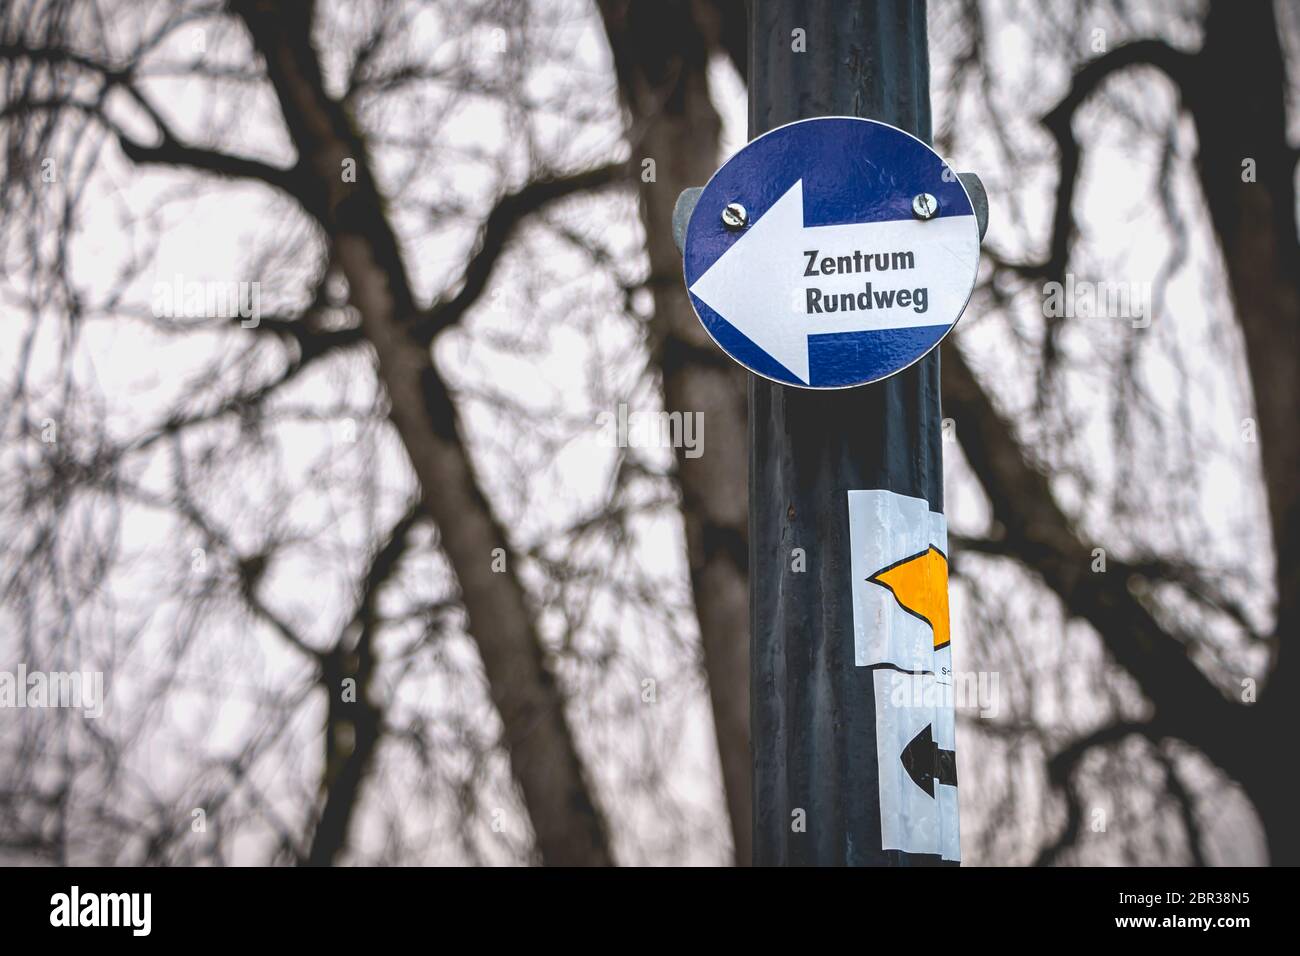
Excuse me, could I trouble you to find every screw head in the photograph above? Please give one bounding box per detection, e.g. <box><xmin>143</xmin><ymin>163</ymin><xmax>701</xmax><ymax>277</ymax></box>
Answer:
<box><xmin>721</xmin><ymin>202</ymin><xmax>748</xmax><ymax>230</ymax></box>
<box><xmin>912</xmin><ymin>193</ymin><xmax>938</xmax><ymax>220</ymax></box>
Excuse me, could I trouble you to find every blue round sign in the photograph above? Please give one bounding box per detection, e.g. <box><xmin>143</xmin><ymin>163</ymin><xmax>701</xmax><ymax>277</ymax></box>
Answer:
<box><xmin>683</xmin><ymin>117</ymin><xmax>980</xmax><ymax>389</ymax></box>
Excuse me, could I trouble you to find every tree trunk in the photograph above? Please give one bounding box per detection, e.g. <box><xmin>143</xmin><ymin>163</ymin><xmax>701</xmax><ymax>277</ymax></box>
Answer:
<box><xmin>1186</xmin><ymin>0</ymin><xmax>1300</xmax><ymax>865</ymax></box>
<box><xmin>597</xmin><ymin>0</ymin><xmax>753</xmax><ymax>864</ymax></box>
<box><xmin>234</xmin><ymin>0</ymin><xmax>612</xmax><ymax>866</ymax></box>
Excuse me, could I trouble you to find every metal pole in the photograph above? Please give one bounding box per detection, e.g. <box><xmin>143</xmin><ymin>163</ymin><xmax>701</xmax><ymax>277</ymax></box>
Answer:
<box><xmin>749</xmin><ymin>0</ymin><xmax>952</xmax><ymax>865</ymax></box>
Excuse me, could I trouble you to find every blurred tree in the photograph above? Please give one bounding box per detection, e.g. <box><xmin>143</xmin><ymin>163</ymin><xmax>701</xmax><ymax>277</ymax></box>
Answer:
<box><xmin>0</xmin><ymin>0</ymin><xmax>1295</xmax><ymax>867</ymax></box>
<box><xmin>596</xmin><ymin>0</ymin><xmax>1298</xmax><ymax>865</ymax></box>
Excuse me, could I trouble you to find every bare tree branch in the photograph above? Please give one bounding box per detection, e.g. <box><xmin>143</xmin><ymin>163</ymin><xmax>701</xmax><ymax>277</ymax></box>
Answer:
<box><xmin>231</xmin><ymin>0</ymin><xmax>613</xmax><ymax>866</ymax></box>
<box><xmin>416</xmin><ymin>161</ymin><xmax>631</xmax><ymax>343</ymax></box>
<box><xmin>306</xmin><ymin>501</ymin><xmax>423</xmax><ymax>866</ymax></box>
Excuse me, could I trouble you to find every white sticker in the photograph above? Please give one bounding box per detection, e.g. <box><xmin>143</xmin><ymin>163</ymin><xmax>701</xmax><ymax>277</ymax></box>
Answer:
<box><xmin>848</xmin><ymin>490</ymin><xmax>951</xmax><ymax>680</ymax></box>
<box><xmin>872</xmin><ymin>670</ymin><xmax>960</xmax><ymax>861</ymax></box>
<box><xmin>850</xmin><ymin>489</ymin><xmax>959</xmax><ymax>861</ymax></box>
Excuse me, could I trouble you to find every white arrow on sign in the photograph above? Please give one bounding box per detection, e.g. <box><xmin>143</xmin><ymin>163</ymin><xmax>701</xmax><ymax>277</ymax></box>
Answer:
<box><xmin>688</xmin><ymin>179</ymin><xmax>978</xmax><ymax>384</ymax></box>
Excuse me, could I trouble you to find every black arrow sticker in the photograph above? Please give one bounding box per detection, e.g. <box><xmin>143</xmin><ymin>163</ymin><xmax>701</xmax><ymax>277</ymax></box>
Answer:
<box><xmin>900</xmin><ymin>723</ymin><xmax>957</xmax><ymax>797</ymax></box>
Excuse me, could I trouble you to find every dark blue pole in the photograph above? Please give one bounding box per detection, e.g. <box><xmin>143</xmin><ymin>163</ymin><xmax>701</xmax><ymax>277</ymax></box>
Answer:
<box><xmin>749</xmin><ymin>0</ymin><xmax>953</xmax><ymax>866</ymax></box>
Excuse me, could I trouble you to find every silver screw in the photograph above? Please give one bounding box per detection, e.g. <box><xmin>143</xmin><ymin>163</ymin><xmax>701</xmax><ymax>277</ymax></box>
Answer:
<box><xmin>721</xmin><ymin>202</ymin><xmax>748</xmax><ymax>230</ymax></box>
<box><xmin>912</xmin><ymin>193</ymin><xmax>938</xmax><ymax>220</ymax></box>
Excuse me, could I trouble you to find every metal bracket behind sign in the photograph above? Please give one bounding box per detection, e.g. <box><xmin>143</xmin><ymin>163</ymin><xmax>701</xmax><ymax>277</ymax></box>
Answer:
<box><xmin>672</xmin><ymin>187</ymin><xmax>704</xmax><ymax>253</ymax></box>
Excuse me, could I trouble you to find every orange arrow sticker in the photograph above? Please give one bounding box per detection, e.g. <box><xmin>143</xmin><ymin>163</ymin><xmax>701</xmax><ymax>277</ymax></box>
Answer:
<box><xmin>867</xmin><ymin>545</ymin><xmax>950</xmax><ymax>650</ymax></box>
